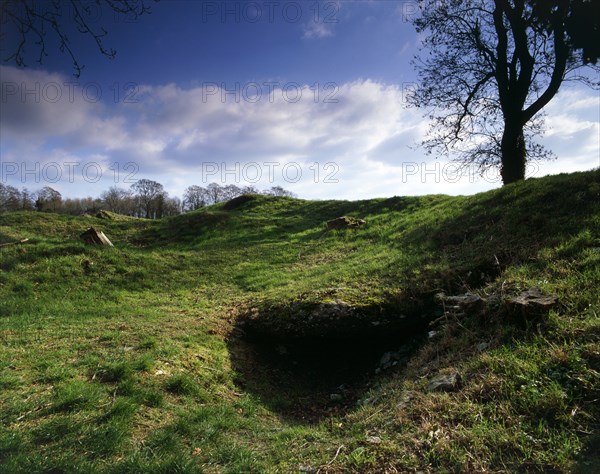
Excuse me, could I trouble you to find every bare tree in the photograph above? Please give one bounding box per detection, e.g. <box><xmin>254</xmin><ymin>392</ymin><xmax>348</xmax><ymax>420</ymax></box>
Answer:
<box><xmin>101</xmin><ymin>186</ymin><xmax>133</xmax><ymax>214</ymax></box>
<box><xmin>20</xmin><ymin>188</ymin><xmax>34</xmax><ymax>210</ymax></box>
<box><xmin>0</xmin><ymin>183</ymin><xmax>21</xmax><ymax>212</ymax></box>
<box><xmin>183</xmin><ymin>185</ymin><xmax>209</xmax><ymax>211</ymax></box>
<box><xmin>159</xmin><ymin>195</ymin><xmax>182</xmax><ymax>217</ymax></box>
<box><xmin>241</xmin><ymin>185</ymin><xmax>260</xmax><ymax>195</ymax></box>
<box><xmin>35</xmin><ymin>186</ymin><xmax>62</xmax><ymax>212</ymax></box>
<box><xmin>264</xmin><ymin>186</ymin><xmax>297</xmax><ymax>198</ymax></box>
<box><xmin>206</xmin><ymin>182</ymin><xmax>224</xmax><ymax>205</ymax></box>
<box><xmin>62</xmin><ymin>196</ymin><xmax>102</xmax><ymax>215</ymax></box>
<box><xmin>408</xmin><ymin>0</ymin><xmax>600</xmax><ymax>185</ymax></box>
<box><xmin>222</xmin><ymin>184</ymin><xmax>243</xmax><ymax>201</ymax></box>
<box><xmin>1</xmin><ymin>0</ymin><xmax>157</xmax><ymax>77</ymax></box>
<box><xmin>130</xmin><ymin>179</ymin><xmax>164</xmax><ymax>218</ymax></box>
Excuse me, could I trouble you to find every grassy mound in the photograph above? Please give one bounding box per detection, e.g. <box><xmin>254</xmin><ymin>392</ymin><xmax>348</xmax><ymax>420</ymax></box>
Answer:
<box><xmin>0</xmin><ymin>170</ymin><xmax>599</xmax><ymax>472</ymax></box>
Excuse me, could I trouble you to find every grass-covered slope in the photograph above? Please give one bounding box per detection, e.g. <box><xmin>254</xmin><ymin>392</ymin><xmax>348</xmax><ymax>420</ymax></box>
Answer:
<box><xmin>1</xmin><ymin>170</ymin><xmax>599</xmax><ymax>472</ymax></box>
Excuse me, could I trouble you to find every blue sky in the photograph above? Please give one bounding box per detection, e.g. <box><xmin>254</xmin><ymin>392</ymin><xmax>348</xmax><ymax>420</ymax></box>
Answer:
<box><xmin>1</xmin><ymin>0</ymin><xmax>598</xmax><ymax>200</ymax></box>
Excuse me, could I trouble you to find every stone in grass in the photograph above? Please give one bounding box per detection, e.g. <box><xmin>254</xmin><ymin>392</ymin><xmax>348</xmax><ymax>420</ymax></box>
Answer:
<box><xmin>397</xmin><ymin>390</ymin><xmax>418</xmax><ymax>409</ymax></box>
<box><xmin>366</xmin><ymin>435</ymin><xmax>382</xmax><ymax>444</ymax></box>
<box><xmin>378</xmin><ymin>350</ymin><xmax>407</xmax><ymax>370</ymax></box>
<box><xmin>436</xmin><ymin>292</ymin><xmax>486</xmax><ymax>315</ymax></box>
<box><xmin>298</xmin><ymin>464</ymin><xmax>317</xmax><ymax>473</ymax></box>
<box><xmin>427</xmin><ymin>370</ymin><xmax>461</xmax><ymax>392</ymax></box>
<box><xmin>507</xmin><ymin>288</ymin><xmax>557</xmax><ymax>311</ymax></box>
<box><xmin>326</xmin><ymin>216</ymin><xmax>366</xmax><ymax>230</ymax></box>
<box><xmin>476</xmin><ymin>342</ymin><xmax>490</xmax><ymax>352</ymax></box>
<box><xmin>505</xmin><ymin>287</ymin><xmax>558</xmax><ymax>324</ymax></box>
<box><xmin>330</xmin><ymin>393</ymin><xmax>344</xmax><ymax>402</ymax></box>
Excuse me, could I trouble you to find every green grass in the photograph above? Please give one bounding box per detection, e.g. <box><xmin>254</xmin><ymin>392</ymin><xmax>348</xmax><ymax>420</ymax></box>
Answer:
<box><xmin>1</xmin><ymin>170</ymin><xmax>599</xmax><ymax>472</ymax></box>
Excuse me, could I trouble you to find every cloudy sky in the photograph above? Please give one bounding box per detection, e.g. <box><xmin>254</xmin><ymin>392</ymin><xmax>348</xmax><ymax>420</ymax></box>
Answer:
<box><xmin>1</xmin><ymin>0</ymin><xmax>598</xmax><ymax>200</ymax></box>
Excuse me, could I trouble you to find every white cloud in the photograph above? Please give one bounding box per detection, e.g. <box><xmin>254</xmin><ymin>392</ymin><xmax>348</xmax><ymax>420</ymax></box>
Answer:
<box><xmin>1</xmin><ymin>66</ymin><xmax>598</xmax><ymax>200</ymax></box>
<box><xmin>302</xmin><ymin>21</ymin><xmax>335</xmax><ymax>39</ymax></box>
<box><xmin>302</xmin><ymin>0</ymin><xmax>341</xmax><ymax>39</ymax></box>
<box><xmin>537</xmin><ymin>86</ymin><xmax>600</xmax><ymax>172</ymax></box>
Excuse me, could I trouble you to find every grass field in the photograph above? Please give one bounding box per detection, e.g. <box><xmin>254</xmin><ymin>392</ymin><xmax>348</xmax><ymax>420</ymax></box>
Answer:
<box><xmin>1</xmin><ymin>170</ymin><xmax>599</xmax><ymax>473</ymax></box>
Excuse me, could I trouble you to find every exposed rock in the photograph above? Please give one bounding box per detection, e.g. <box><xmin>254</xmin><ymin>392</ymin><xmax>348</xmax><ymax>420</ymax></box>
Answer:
<box><xmin>239</xmin><ymin>292</ymin><xmax>434</xmax><ymax>342</ymax></box>
<box><xmin>434</xmin><ymin>288</ymin><xmax>557</xmax><ymax>328</ymax></box>
<box><xmin>298</xmin><ymin>464</ymin><xmax>317</xmax><ymax>473</ymax></box>
<box><xmin>375</xmin><ymin>340</ymin><xmax>414</xmax><ymax>371</ymax></box>
<box><xmin>476</xmin><ymin>342</ymin><xmax>490</xmax><ymax>352</ymax></box>
<box><xmin>436</xmin><ymin>292</ymin><xmax>485</xmax><ymax>314</ymax></box>
<box><xmin>430</xmin><ymin>292</ymin><xmax>488</xmax><ymax>330</ymax></box>
<box><xmin>427</xmin><ymin>370</ymin><xmax>460</xmax><ymax>392</ymax></box>
<box><xmin>314</xmin><ymin>299</ymin><xmax>353</xmax><ymax>319</ymax></box>
<box><xmin>504</xmin><ymin>288</ymin><xmax>558</xmax><ymax>325</ymax></box>
<box><xmin>361</xmin><ymin>396</ymin><xmax>379</xmax><ymax>406</ymax></box>
<box><xmin>380</xmin><ymin>351</ymin><xmax>393</xmax><ymax>367</ymax></box>
<box><xmin>397</xmin><ymin>390</ymin><xmax>418</xmax><ymax>409</ymax></box>
<box><xmin>377</xmin><ymin>345</ymin><xmax>412</xmax><ymax>371</ymax></box>
<box><xmin>326</xmin><ymin>216</ymin><xmax>366</xmax><ymax>230</ymax></box>
<box><xmin>80</xmin><ymin>227</ymin><xmax>113</xmax><ymax>246</ymax></box>
<box><xmin>506</xmin><ymin>288</ymin><xmax>557</xmax><ymax>313</ymax></box>
<box><xmin>366</xmin><ymin>435</ymin><xmax>382</xmax><ymax>444</ymax></box>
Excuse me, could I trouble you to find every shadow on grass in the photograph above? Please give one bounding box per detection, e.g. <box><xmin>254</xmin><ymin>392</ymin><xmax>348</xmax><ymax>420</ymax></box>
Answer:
<box><xmin>227</xmin><ymin>299</ymin><xmax>435</xmax><ymax>424</ymax></box>
<box><xmin>574</xmin><ymin>435</ymin><xmax>600</xmax><ymax>474</ymax></box>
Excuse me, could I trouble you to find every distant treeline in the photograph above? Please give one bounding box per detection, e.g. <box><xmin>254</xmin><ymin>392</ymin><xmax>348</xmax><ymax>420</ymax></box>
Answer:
<box><xmin>0</xmin><ymin>181</ymin><xmax>295</xmax><ymax>218</ymax></box>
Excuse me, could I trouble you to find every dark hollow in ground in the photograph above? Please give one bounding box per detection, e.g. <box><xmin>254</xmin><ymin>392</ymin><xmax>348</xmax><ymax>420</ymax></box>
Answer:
<box><xmin>227</xmin><ymin>325</ymin><xmax>429</xmax><ymax>424</ymax></box>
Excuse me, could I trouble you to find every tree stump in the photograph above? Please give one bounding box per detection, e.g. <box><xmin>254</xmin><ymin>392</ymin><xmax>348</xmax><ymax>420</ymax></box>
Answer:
<box><xmin>80</xmin><ymin>227</ymin><xmax>114</xmax><ymax>246</ymax></box>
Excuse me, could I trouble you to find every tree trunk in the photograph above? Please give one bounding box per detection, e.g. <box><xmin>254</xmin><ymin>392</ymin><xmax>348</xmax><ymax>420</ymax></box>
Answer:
<box><xmin>500</xmin><ymin>121</ymin><xmax>526</xmax><ymax>185</ymax></box>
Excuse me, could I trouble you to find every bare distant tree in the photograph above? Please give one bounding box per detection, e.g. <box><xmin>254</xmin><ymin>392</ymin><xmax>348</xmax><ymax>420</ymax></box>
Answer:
<box><xmin>101</xmin><ymin>186</ymin><xmax>133</xmax><ymax>214</ymax></box>
<box><xmin>183</xmin><ymin>185</ymin><xmax>209</xmax><ymax>211</ymax></box>
<box><xmin>0</xmin><ymin>183</ymin><xmax>22</xmax><ymax>212</ymax></box>
<box><xmin>241</xmin><ymin>185</ymin><xmax>260</xmax><ymax>195</ymax></box>
<box><xmin>35</xmin><ymin>186</ymin><xmax>62</xmax><ymax>212</ymax></box>
<box><xmin>222</xmin><ymin>184</ymin><xmax>243</xmax><ymax>201</ymax></box>
<box><xmin>20</xmin><ymin>188</ymin><xmax>35</xmax><ymax>211</ymax></box>
<box><xmin>62</xmin><ymin>196</ymin><xmax>102</xmax><ymax>215</ymax></box>
<box><xmin>264</xmin><ymin>186</ymin><xmax>296</xmax><ymax>198</ymax></box>
<box><xmin>206</xmin><ymin>182</ymin><xmax>224</xmax><ymax>205</ymax></box>
<box><xmin>159</xmin><ymin>195</ymin><xmax>182</xmax><ymax>217</ymax></box>
<box><xmin>130</xmin><ymin>179</ymin><xmax>164</xmax><ymax>218</ymax></box>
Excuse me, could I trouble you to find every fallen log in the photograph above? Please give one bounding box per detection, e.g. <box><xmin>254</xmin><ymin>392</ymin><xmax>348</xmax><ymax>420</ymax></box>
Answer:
<box><xmin>0</xmin><ymin>238</ymin><xmax>29</xmax><ymax>248</ymax></box>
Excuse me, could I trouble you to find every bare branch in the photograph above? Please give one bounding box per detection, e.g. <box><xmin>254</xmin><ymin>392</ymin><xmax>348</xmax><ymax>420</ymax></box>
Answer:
<box><xmin>1</xmin><ymin>0</ymin><xmax>157</xmax><ymax>77</ymax></box>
